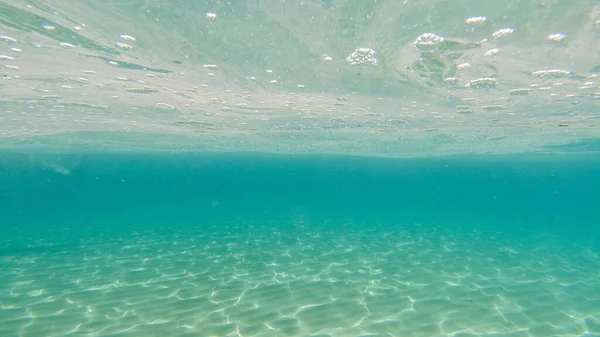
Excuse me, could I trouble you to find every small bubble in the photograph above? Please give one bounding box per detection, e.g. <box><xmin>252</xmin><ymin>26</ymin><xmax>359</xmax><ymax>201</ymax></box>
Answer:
<box><xmin>323</xmin><ymin>55</ymin><xmax>333</xmax><ymax>62</ymax></box>
<box><xmin>10</xmin><ymin>48</ymin><xmax>22</xmax><ymax>52</ymax></box>
<box><xmin>482</xmin><ymin>105</ymin><xmax>505</xmax><ymax>111</ymax></box>
<box><xmin>456</xmin><ymin>105</ymin><xmax>473</xmax><ymax>114</ymax></box>
<box><xmin>509</xmin><ymin>88</ymin><xmax>532</xmax><ymax>96</ymax></box>
<box><xmin>0</xmin><ymin>55</ymin><xmax>15</xmax><ymax>60</ymax></box>
<box><xmin>270</xmin><ymin>80</ymin><xmax>278</xmax><ymax>84</ymax></box>
<box><xmin>120</xmin><ymin>34</ymin><xmax>136</xmax><ymax>41</ymax></box>
<box><xmin>73</xmin><ymin>26</ymin><xmax>82</xmax><ymax>31</ymax></box>
<box><xmin>114</xmin><ymin>42</ymin><xmax>132</xmax><ymax>49</ymax></box>
<box><xmin>59</xmin><ymin>42</ymin><xmax>76</xmax><ymax>48</ymax></box>
<box><xmin>3</xmin><ymin>64</ymin><xmax>20</xmax><ymax>70</ymax></box>
<box><xmin>547</xmin><ymin>33</ymin><xmax>566</xmax><ymax>42</ymax></box>
<box><xmin>485</xmin><ymin>48</ymin><xmax>500</xmax><ymax>56</ymax></box>
<box><xmin>457</xmin><ymin>63</ymin><xmax>471</xmax><ymax>70</ymax></box>
<box><xmin>0</xmin><ymin>35</ymin><xmax>17</xmax><ymax>43</ymax></box>
<box><xmin>42</xmin><ymin>24</ymin><xmax>56</xmax><ymax>31</ymax></box>
<box><xmin>531</xmin><ymin>69</ymin><xmax>571</xmax><ymax>78</ymax></box>
<box><xmin>203</xmin><ymin>64</ymin><xmax>218</xmax><ymax>69</ymax></box>
<box><xmin>492</xmin><ymin>28</ymin><xmax>514</xmax><ymax>39</ymax></box>
<box><xmin>156</xmin><ymin>103</ymin><xmax>175</xmax><ymax>110</ymax></box>
<box><xmin>206</xmin><ymin>12</ymin><xmax>217</xmax><ymax>19</ymax></box>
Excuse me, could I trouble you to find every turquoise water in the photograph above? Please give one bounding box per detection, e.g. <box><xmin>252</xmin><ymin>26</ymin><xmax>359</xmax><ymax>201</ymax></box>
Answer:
<box><xmin>1</xmin><ymin>152</ymin><xmax>600</xmax><ymax>336</ymax></box>
<box><xmin>2</xmin><ymin>0</ymin><xmax>600</xmax><ymax>335</ymax></box>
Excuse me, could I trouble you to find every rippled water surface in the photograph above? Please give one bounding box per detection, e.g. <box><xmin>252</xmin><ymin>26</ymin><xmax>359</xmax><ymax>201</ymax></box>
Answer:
<box><xmin>1</xmin><ymin>0</ymin><xmax>599</xmax><ymax>156</ymax></box>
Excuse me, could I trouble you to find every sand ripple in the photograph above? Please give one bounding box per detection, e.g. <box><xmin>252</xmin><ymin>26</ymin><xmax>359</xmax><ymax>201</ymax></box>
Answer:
<box><xmin>1</xmin><ymin>223</ymin><xmax>599</xmax><ymax>336</ymax></box>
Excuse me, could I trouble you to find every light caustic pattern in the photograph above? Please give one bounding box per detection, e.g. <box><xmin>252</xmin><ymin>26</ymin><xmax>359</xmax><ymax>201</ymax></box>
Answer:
<box><xmin>1</xmin><ymin>224</ymin><xmax>599</xmax><ymax>336</ymax></box>
<box><xmin>0</xmin><ymin>0</ymin><xmax>600</xmax><ymax>156</ymax></box>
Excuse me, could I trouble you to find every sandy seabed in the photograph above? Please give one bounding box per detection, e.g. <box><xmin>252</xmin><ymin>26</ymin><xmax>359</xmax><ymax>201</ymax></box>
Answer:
<box><xmin>1</xmin><ymin>223</ymin><xmax>599</xmax><ymax>337</ymax></box>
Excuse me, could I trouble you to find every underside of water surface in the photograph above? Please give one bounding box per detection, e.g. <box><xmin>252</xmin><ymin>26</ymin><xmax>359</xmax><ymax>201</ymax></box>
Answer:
<box><xmin>1</xmin><ymin>0</ymin><xmax>599</xmax><ymax>157</ymax></box>
<box><xmin>1</xmin><ymin>1</ymin><xmax>600</xmax><ymax>337</ymax></box>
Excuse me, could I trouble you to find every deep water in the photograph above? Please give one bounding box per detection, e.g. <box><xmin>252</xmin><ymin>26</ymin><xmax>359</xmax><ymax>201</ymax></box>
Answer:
<box><xmin>2</xmin><ymin>151</ymin><xmax>599</xmax><ymax>242</ymax></box>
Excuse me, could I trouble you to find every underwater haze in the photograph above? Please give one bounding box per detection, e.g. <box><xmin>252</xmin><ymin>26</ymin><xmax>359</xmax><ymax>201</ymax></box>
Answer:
<box><xmin>1</xmin><ymin>0</ymin><xmax>600</xmax><ymax>336</ymax></box>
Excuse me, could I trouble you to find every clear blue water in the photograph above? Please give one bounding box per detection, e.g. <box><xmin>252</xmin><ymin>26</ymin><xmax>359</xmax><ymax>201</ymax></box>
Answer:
<box><xmin>2</xmin><ymin>0</ymin><xmax>600</xmax><ymax>334</ymax></box>
<box><xmin>1</xmin><ymin>152</ymin><xmax>599</xmax><ymax>336</ymax></box>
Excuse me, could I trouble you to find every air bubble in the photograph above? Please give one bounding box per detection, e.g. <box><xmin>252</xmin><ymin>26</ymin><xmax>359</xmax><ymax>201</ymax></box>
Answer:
<box><xmin>509</xmin><ymin>88</ymin><xmax>532</xmax><ymax>96</ymax></box>
<box><xmin>114</xmin><ymin>42</ymin><xmax>132</xmax><ymax>49</ymax></box>
<box><xmin>492</xmin><ymin>28</ymin><xmax>514</xmax><ymax>39</ymax></box>
<box><xmin>547</xmin><ymin>33</ymin><xmax>566</xmax><ymax>42</ymax></box>
<box><xmin>206</xmin><ymin>12</ymin><xmax>217</xmax><ymax>19</ymax></box>
<box><xmin>485</xmin><ymin>48</ymin><xmax>500</xmax><ymax>56</ymax></box>
<box><xmin>156</xmin><ymin>103</ymin><xmax>175</xmax><ymax>110</ymax></box>
<box><xmin>120</xmin><ymin>35</ymin><xmax>136</xmax><ymax>42</ymax></box>
<box><xmin>0</xmin><ymin>35</ymin><xmax>17</xmax><ymax>43</ymax></box>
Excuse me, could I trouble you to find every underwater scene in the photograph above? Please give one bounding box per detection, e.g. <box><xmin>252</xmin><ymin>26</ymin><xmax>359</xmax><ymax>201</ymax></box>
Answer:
<box><xmin>1</xmin><ymin>0</ymin><xmax>600</xmax><ymax>336</ymax></box>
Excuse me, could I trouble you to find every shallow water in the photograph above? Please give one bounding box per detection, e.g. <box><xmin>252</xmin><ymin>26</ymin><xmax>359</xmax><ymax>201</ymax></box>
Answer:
<box><xmin>1</xmin><ymin>0</ymin><xmax>600</xmax><ymax>336</ymax></box>
<box><xmin>2</xmin><ymin>153</ymin><xmax>600</xmax><ymax>336</ymax></box>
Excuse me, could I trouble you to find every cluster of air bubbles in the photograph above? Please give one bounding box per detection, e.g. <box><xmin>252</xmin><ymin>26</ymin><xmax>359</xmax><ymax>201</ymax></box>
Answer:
<box><xmin>531</xmin><ymin>69</ymin><xmax>571</xmax><ymax>78</ymax></box>
<box><xmin>206</xmin><ymin>12</ymin><xmax>216</xmax><ymax>19</ymax></box>
<box><xmin>346</xmin><ymin>47</ymin><xmax>378</xmax><ymax>66</ymax></box>
<box><xmin>509</xmin><ymin>88</ymin><xmax>532</xmax><ymax>96</ymax></box>
<box><xmin>465</xmin><ymin>16</ymin><xmax>487</xmax><ymax>25</ymax></box>
<box><xmin>466</xmin><ymin>77</ymin><xmax>498</xmax><ymax>89</ymax></box>
<box><xmin>414</xmin><ymin>33</ymin><xmax>444</xmax><ymax>51</ymax></box>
